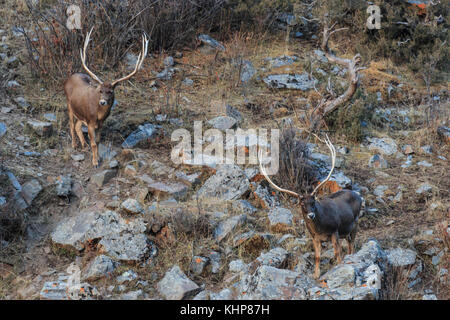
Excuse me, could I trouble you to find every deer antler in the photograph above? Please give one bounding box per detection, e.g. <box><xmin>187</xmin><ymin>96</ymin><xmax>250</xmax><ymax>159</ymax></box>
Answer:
<box><xmin>111</xmin><ymin>33</ymin><xmax>149</xmax><ymax>87</ymax></box>
<box><xmin>311</xmin><ymin>133</ymin><xmax>336</xmax><ymax>196</ymax></box>
<box><xmin>80</xmin><ymin>27</ymin><xmax>103</xmax><ymax>84</ymax></box>
<box><xmin>258</xmin><ymin>149</ymin><xmax>301</xmax><ymax>198</ymax></box>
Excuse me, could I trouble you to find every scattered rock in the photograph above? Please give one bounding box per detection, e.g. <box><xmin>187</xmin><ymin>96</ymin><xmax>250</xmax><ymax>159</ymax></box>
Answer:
<box><xmin>120</xmin><ymin>290</ymin><xmax>143</xmax><ymax>300</ymax></box>
<box><xmin>226</xmin><ymin>104</ymin><xmax>243</xmax><ymax>124</ymax></box>
<box><xmin>43</xmin><ymin>113</ymin><xmax>57</xmax><ymax>122</ymax></box>
<box><xmin>182</xmin><ymin>78</ymin><xmax>194</xmax><ymax>86</ymax></box>
<box><xmin>263</xmin><ymin>73</ymin><xmax>317</xmax><ymax>90</ymax></box>
<box><xmin>238</xmin><ymin>265</ymin><xmax>307</xmax><ymax>300</ymax></box>
<box><xmin>21</xmin><ymin>179</ymin><xmax>42</xmax><ymax>205</ymax></box>
<box><xmin>268</xmin><ymin>207</ymin><xmax>293</xmax><ymax>232</ymax></box>
<box><xmin>55</xmin><ymin>175</ymin><xmax>72</xmax><ymax>197</ymax></box>
<box><xmin>71</xmin><ymin>154</ymin><xmax>85</xmax><ymax>162</ymax></box>
<box><xmin>91</xmin><ymin>169</ymin><xmax>117</xmax><ymax>187</ymax></box>
<box><xmin>253</xmin><ymin>184</ymin><xmax>279</xmax><ymax>209</ymax></box>
<box><xmin>207</xmin><ymin>116</ymin><xmax>237</xmax><ymax>131</ymax></box>
<box><xmin>373</xmin><ymin>185</ymin><xmax>388</xmax><ymax>198</ymax></box>
<box><xmin>437</xmin><ymin>126</ymin><xmax>450</xmax><ymax>144</ymax></box>
<box><xmin>198</xmin><ymin>34</ymin><xmax>225</xmax><ymax>52</ymax></box>
<box><xmin>122</xmin><ymin>123</ymin><xmax>162</xmax><ymax>149</ymax></box>
<box><xmin>27</xmin><ymin>120</ymin><xmax>53</xmax><ymax>137</ymax></box>
<box><xmin>386</xmin><ymin>248</ymin><xmax>417</xmax><ymax>267</ymax></box>
<box><xmin>417</xmin><ymin>160</ymin><xmax>432</xmax><ymax>167</ymax></box>
<box><xmin>124</xmin><ymin>165</ymin><xmax>137</xmax><ymax>177</ymax></box>
<box><xmin>401</xmin><ymin>145</ymin><xmax>414</xmax><ymax>155</ymax></box>
<box><xmin>422</xmin><ymin>294</ymin><xmax>437</xmax><ymax>300</ymax></box>
<box><xmin>120</xmin><ymin>198</ymin><xmax>144</xmax><ymax>214</ymax></box>
<box><xmin>229</xmin><ymin>259</ymin><xmax>248</xmax><ymax>273</ymax></box>
<box><xmin>190</xmin><ymin>256</ymin><xmax>209</xmax><ymax>275</ymax></box>
<box><xmin>256</xmin><ymin>247</ymin><xmax>289</xmax><ymax>268</ymax></box>
<box><xmin>156</xmin><ymin>67</ymin><xmax>175</xmax><ymax>80</ymax></box>
<box><xmin>214</xmin><ymin>214</ymin><xmax>247</xmax><ymax>242</ymax></box>
<box><xmin>14</xmin><ymin>97</ymin><xmax>30</xmax><ymax>109</ymax></box>
<box><xmin>237</xmin><ymin>59</ymin><xmax>256</xmax><ymax>82</ymax></box>
<box><xmin>174</xmin><ymin>171</ymin><xmax>201</xmax><ymax>187</ymax></box>
<box><xmin>51</xmin><ymin>210</ymin><xmax>148</xmax><ymax>262</ymax></box>
<box><xmin>83</xmin><ymin>255</ymin><xmax>117</xmax><ymax>281</ymax></box>
<box><xmin>368</xmin><ymin>154</ymin><xmax>388</xmax><ymax>169</ymax></box>
<box><xmin>416</xmin><ymin>183</ymin><xmax>433</xmax><ymax>195</ymax></box>
<box><xmin>157</xmin><ymin>265</ymin><xmax>200</xmax><ymax>300</ymax></box>
<box><xmin>116</xmin><ymin>270</ymin><xmax>138</xmax><ymax>284</ymax></box>
<box><xmin>146</xmin><ymin>181</ymin><xmax>188</xmax><ymax>201</ymax></box>
<box><xmin>6</xmin><ymin>56</ymin><xmax>19</xmax><ymax>68</ymax></box>
<box><xmin>98</xmin><ymin>143</ymin><xmax>117</xmax><ymax>162</ymax></box>
<box><xmin>163</xmin><ymin>56</ymin><xmax>174</xmax><ymax>67</ymax></box>
<box><xmin>231</xmin><ymin>200</ymin><xmax>257</xmax><ymax>215</ymax></box>
<box><xmin>197</xmin><ymin>164</ymin><xmax>250</xmax><ymax>201</ymax></box>
<box><xmin>265</xmin><ymin>55</ymin><xmax>298</xmax><ymax>68</ymax></box>
<box><xmin>367</xmin><ymin>137</ymin><xmax>398</xmax><ymax>156</ymax></box>
<box><xmin>0</xmin><ymin>122</ymin><xmax>6</xmax><ymax>138</ymax></box>
<box><xmin>313</xmin><ymin>49</ymin><xmax>328</xmax><ymax>63</ymax></box>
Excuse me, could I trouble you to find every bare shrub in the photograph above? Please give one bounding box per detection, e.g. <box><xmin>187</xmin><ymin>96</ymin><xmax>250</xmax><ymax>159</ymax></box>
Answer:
<box><xmin>21</xmin><ymin>0</ymin><xmax>227</xmax><ymax>83</ymax></box>
<box><xmin>272</xmin><ymin>128</ymin><xmax>318</xmax><ymax>196</ymax></box>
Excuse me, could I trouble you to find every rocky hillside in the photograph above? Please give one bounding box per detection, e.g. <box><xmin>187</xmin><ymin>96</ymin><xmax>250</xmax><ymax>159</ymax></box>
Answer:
<box><xmin>0</xmin><ymin>1</ymin><xmax>449</xmax><ymax>300</ymax></box>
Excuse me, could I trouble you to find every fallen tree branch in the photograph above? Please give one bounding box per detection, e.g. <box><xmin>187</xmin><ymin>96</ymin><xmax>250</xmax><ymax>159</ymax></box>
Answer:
<box><xmin>309</xmin><ymin>23</ymin><xmax>366</xmax><ymax>131</ymax></box>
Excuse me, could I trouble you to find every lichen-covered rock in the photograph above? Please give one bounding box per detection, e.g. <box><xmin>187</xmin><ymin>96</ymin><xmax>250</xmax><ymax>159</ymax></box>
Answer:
<box><xmin>214</xmin><ymin>214</ymin><xmax>247</xmax><ymax>242</ymax></box>
<box><xmin>197</xmin><ymin>164</ymin><xmax>250</xmax><ymax>201</ymax></box>
<box><xmin>386</xmin><ymin>248</ymin><xmax>417</xmax><ymax>267</ymax></box>
<box><xmin>91</xmin><ymin>170</ymin><xmax>117</xmax><ymax>187</ymax></box>
<box><xmin>21</xmin><ymin>179</ymin><xmax>42</xmax><ymax>205</ymax></box>
<box><xmin>268</xmin><ymin>207</ymin><xmax>293</xmax><ymax>232</ymax></box>
<box><xmin>120</xmin><ymin>198</ymin><xmax>144</xmax><ymax>214</ymax></box>
<box><xmin>157</xmin><ymin>265</ymin><xmax>200</xmax><ymax>300</ymax></box>
<box><xmin>263</xmin><ymin>73</ymin><xmax>317</xmax><ymax>90</ymax></box>
<box><xmin>51</xmin><ymin>210</ymin><xmax>148</xmax><ymax>262</ymax></box>
<box><xmin>367</xmin><ymin>137</ymin><xmax>398</xmax><ymax>156</ymax></box>
<box><xmin>122</xmin><ymin>123</ymin><xmax>162</xmax><ymax>149</ymax></box>
<box><xmin>83</xmin><ymin>255</ymin><xmax>117</xmax><ymax>281</ymax></box>
<box><xmin>237</xmin><ymin>265</ymin><xmax>308</xmax><ymax>300</ymax></box>
<box><xmin>27</xmin><ymin>120</ymin><xmax>53</xmax><ymax>137</ymax></box>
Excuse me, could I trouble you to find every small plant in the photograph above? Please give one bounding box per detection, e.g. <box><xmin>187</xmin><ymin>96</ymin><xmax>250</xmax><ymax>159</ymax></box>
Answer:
<box><xmin>272</xmin><ymin>128</ymin><xmax>318</xmax><ymax>195</ymax></box>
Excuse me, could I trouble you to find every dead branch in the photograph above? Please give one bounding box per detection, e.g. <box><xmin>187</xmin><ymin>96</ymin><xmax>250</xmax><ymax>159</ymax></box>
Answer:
<box><xmin>309</xmin><ymin>24</ymin><xmax>366</xmax><ymax>131</ymax></box>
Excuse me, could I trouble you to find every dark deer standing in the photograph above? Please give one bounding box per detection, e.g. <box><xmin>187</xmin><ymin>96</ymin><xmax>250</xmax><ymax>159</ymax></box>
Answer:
<box><xmin>64</xmin><ymin>28</ymin><xmax>149</xmax><ymax>167</ymax></box>
<box><xmin>259</xmin><ymin>134</ymin><xmax>362</xmax><ymax>279</ymax></box>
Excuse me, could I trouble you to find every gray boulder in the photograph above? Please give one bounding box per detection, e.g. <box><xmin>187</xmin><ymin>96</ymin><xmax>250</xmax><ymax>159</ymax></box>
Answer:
<box><xmin>51</xmin><ymin>210</ymin><xmax>148</xmax><ymax>262</ymax></box>
<box><xmin>197</xmin><ymin>164</ymin><xmax>250</xmax><ymax>201</ymax></box>
<box><xmin>157</xmin><ymin>265</ymin><xmax>200</xmax><ymax>300</ymax></box>
<box><xmin>263</xmin><ymin>73</ymin><xmax>317</xmax><ymax>90</ymax></box>
<box><xmin>367</xmin><ymin>137</ymin><xmax>398</xmax><ymax>156</ymax></box>
<box><xmin>122</xmin><ymin>123</ymin><xmax>161</xmax><ymax>149</ymax></box>
<box><xmin>214</xmin><ymin>214</ymin><xmax>247</xmax><ymax>242</ymax></box>
<box><xmin>83</xmin><ymin>255</ymin><xmax>117</xmax><ymax>281</ymax></box>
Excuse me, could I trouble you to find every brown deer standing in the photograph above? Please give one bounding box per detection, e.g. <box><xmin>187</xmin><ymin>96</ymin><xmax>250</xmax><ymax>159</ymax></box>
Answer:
<box><xmin>64</xmin><ymin>28</ymin><xmax>149</xmax><ymax>167</ymax></box>
<box><xmin>259</xmin><ymin>134</ymin><xmax>362</xmax><ymax>279</ymax></box>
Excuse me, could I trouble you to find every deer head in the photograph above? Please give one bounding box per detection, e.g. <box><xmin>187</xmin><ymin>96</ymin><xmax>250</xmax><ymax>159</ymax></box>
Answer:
<box><xmin>258</xmin><ymin>133</ymin><xmax>336</xmax><ymax>220</ymax></box>
<box><xmin>79</xmin><ymin>27</ymin><xmax>149</xmax><ymax>106</ymax></box>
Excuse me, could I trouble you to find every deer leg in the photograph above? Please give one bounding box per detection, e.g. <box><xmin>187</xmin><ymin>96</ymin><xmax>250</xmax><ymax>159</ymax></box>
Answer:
<box><xmin>312</xmin><ymin>238</ymin><xmax>322</xmax><ymax>279</ymax></box>
<box><xmin>87</xmin><ymin>124</ymin><xmax>99</xmax><ymax>167</ymax></box>
<box><xmin>68</xmin><ymin>105</ymin><xmax>77</xmax><ymax>149</ymax></box>
<box><xmin>347</xmin><ymin>228</ymin><xmax>357</xmax><ymax>255</ymax></box>
<box><xmin>75</xmin><ymin>120</ymin><xmax>87</xmax><ymax>150</ymax></box>
<box><xmin>331</xmin><ymin>232</ymin><xmax>342</xmax><ymax>264</ymax></box>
